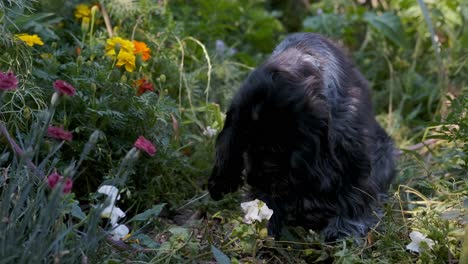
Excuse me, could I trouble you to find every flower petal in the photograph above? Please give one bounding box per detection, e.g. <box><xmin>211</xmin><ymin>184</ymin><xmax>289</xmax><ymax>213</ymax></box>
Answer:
<box><xmin>406</xmin><ymin>241</ymin><xmax>420</xmax><ymax>252</ymax></box>
<box><xmin>101</xmin><ymin>205</ymin><xmax>126</xmax><ymax>225</ymax></box>
<box><xmin>409</xmin><ymin>230</ymin><xmax>426</xmax><ymax>243</ymax></box>
<box><xmin>110</xmin><ymin>224</ymin><xmax>130</xmax><ymax>241</ymax></box>
<box><xmin>241</xmin><ymin>199</ymin><xmax>274</xmax><ymax>224</ymax></box>
<box><xmin>407</xmin><ymin>230</ymin><xmax>435</xmax><ymax>253</ymax></box>
<box><xmin>98</xmin><ymin>185</ymin><xmax>119</xmax><ymax>200</ymax></box>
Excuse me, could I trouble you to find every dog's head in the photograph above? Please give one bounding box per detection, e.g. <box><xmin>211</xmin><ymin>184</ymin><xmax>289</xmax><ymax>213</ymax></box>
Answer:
<box><xmin>208</xmin><ymin>48</ymin><xmax>333</xmax><ymax>199</ymax></box>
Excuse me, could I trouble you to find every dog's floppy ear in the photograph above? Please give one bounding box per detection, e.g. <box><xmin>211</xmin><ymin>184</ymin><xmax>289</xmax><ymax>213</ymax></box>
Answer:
<box><xmin>208</xmin><ymin>109</ymin><xmax>245</xmax><ymax>200</ymax></box>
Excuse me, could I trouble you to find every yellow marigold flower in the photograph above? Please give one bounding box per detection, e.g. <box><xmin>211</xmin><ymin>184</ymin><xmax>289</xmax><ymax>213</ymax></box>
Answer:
<box><xmin>16</xmin><ymin>33</ymin><xmax>44</xmax><ymax>47</ymax></box>
<box><xmin>105</xmin><ymin>37</ymin><xmax>134</xmax><ymax>58</ymax></box>
<box><xmin>116</xmin><ymin>51</ymin><xmax>136</xmax><ymax>72</ymax></box>
<box><xmin>132</xmin><ymin>40</ymin><xmax>151</xmax><ymax>61</ymax></box>
<box><xmin>75</xmin><ymin>4</ymin><xmax>91</xmax><ymax>20</ymax></box>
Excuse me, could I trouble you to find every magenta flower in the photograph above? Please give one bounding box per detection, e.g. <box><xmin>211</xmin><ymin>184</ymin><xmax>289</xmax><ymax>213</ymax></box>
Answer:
<box><xmin>53</xmin><ymin>80</ymin><xmax>76</xmax><ymax>96</ymax></box>
<box><xmin>0</xmin><ymin>71</ymin><xmax>19</xmax><ymax>91</ymax></box>
<box><xmin>47</xmin><ymin>172</ymin><xmax>61</xmax><ymax>189</ymax></box>
<box><xmin>134</xmin><ymin>136</ymin><xmax>156</xmax><ymax>156</ymax></box>
<box><xmin>47</xmin><ymin>126</ymin><xmax>73</xmax><ymax>142</ymax></box>
<box><xmin>63</xmin><ymin>178</ymin><xmax>73</xmax><ymax>193</ymax></box>
<box><xmin>46</xmin><ymin>172</ymin><xmax>73</xmax><ymax>193</ymax></box>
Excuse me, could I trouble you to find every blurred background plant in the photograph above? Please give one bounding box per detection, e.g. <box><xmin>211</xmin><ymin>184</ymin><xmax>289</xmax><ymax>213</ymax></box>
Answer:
<box><xmin>0</xmin><ymin>0</ymin><xmax>466</xmax><ymax>262</ymax></box>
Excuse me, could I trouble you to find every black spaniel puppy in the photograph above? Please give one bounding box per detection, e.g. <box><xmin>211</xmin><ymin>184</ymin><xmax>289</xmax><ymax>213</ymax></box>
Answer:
<box><xmin>208</xmin><ymin>33</ymin><xmax>395</xmax><ymax>241</ymax></box>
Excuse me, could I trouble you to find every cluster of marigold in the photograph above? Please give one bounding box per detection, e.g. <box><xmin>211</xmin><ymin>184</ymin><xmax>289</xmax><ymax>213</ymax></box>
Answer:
<box><xmin>13</xmin><ymin>3</ymin><xmax>155</xmax><ymax>97</ymax></box>
<box><xmin>75</xmin><ymin>4</ymin><xmax>155</xmax><ymax>96</ymax></box>
<box><xmin>1</xmin><ymin>70</ymin><xmax>157</xmax><ymax>194</ymax></box>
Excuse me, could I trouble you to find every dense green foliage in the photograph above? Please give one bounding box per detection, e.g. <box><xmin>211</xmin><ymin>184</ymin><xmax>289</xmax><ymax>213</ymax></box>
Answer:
<box><xmin>0</xmin><ymin>0</ymin><xmax>466</xmax><ymax>263</ymax></box>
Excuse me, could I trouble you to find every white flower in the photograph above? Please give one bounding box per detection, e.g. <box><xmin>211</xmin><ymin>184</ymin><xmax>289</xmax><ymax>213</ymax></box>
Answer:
<box><xmin>110</xmin><ymin>224</ymin><xmax>130</xmax><ymax>241</ymax></box>
<box><xmin>101</xmin><ymin>204</ymin><xmax>126</xmax><ymax>226</ymax></box>
<box><xmin>97</xmin><ymin>185</ymin><xmax>125</xmax><ymax>225</ymax></box>
<box><xmin>203</xmin><ymin>126</ymin><xmax>218</xmax><ymax>138</ymax></box>
<box><xmin>96</xmin><ymin>184</ymin><xmax>131</xmax><ymax>239</ymax></box>
<box><xmin>406</xmin><ymin>231</ymin><xmax>435</xmax><ymax>253</ymax></box>
<box><xmin>97</xmin><ymin>185</ymin><xmax>120</xmax><ymax>203</ymax></box>
<box><xmin>241</xmin><ymin>199</ymin><xmax>274</xmax><ymax>224</ymax></box>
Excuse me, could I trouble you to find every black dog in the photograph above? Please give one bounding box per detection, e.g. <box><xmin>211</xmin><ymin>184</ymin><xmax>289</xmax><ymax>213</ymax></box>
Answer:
<box><xmin>208</xmin><ymin>33</ymin><xmax>395</xmax><ymax>240</ymax></box>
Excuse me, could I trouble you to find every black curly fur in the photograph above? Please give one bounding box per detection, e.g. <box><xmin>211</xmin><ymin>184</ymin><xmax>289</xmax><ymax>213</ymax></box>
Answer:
<box><xmin>208</xmin><ymin>33</ymin><xmax>396</xmax><ymax>241</ymax></box>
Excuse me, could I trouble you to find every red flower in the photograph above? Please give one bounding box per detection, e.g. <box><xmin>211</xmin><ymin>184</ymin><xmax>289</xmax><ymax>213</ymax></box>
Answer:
<box><xmin>47</xmin><ymin>126</ymin><xmax>73</xmax><ymax>142</ymax></box>
<box><xmin>46</xmin><ymin>172</ymin><xmax>73</xmax><ymax>193</ymax></box>
<box><xmin>134</xmin><ymin>136</ymin><xmax>156</xmax><ymax>156</ymax></box>
<box><xmin>53</xmin><ymin>80</ymin><xmax>76</xmax><ymax>96</ymax></box>
<box><xmin>63</xmin><ymin>178</ymin><xmax>73</xmax><ymax>193</ymax></box>
<box><xmin>134</xmin><ymin>79</ymin><xmax>154</xmax><ymax>96</ymax></box>
<box><xmin>0</xmin><ymin>71</ymin><xmax>19</xmax><ymax>91</ymax></box>
<box><xmin>47</xmin><ymin>172</ymin><xmax>61</xmax><ymax>189</ymax></box>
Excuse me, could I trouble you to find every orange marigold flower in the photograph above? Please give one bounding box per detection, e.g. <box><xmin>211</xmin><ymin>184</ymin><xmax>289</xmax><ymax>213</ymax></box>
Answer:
<box><xmin>134</xmin><ymin>79</ymin><xmax>155</xmax><ymax>96</ymax></box>
<box><xmin>132</xmin><ymin>40</ymin><xmax>151</xmax><ymax>61</ymax></box>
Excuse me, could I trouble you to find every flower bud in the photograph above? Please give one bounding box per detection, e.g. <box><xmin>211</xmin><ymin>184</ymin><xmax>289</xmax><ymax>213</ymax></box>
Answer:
<box><xmin>135</xmin><ymin>53</ymin><xmax>143</xmax><ymax>70</ymax></box>
<box><xmin>91</xmin><ymin>5</ymin><xmax>99</xmax><ymax>17</ymax></box>
<box><xmin>89</xmin><ymin>130</ymin><xmax>100</xmax><ymax>144</ymax></box>
<box><xmin>76</xmin><ymin>55</ymin><xmax>84</xmax><ymax>66</ymax></box>
<box><xmin>50</xmin><ymin>92</ymin><xmax>60</xmax><ymax>107</ymax></box>
<box><xmin>81</xmin><ymin>17</ymin><xmax>90</xmax><ymax>33</ymax></box>
<box><xmin>23</xmin><ymin>106</ymin><xmax>31</xmax><ymax>120</ymax></box>
<box><xmin>159</xmin><ymin>74</ymin><xmax>166</xmax><ymax>83</ymax></box>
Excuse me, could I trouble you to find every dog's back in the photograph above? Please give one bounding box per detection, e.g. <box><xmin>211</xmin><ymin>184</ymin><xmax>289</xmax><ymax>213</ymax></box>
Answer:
<box><xmin>209</xmin><ymin>33</ymin><xmax>395</xmax><ymax>240</ymax></box>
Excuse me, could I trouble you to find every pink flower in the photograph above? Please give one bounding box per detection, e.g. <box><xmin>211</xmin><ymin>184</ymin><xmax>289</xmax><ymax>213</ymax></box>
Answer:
<box><xmin>47</xmin><ymin>126</ymin><xmax>73</xmax><ymax>142</ymax></box>
<box><xmin>0</xmin><ymin>71</ymin><xmax>19</xmax><ymax>91</ymax></box>
<box><xmin>63</xmin><ymin>178</ymin><xmax>73</xmax><ymax>193</ymax></box>
<box><xmin>47</xmin><ymin>172</ymin><xmax>61</xmax><ymax>189</ymax></box>
<box><xmin>46</xmin><ymin>172</ymin><xmax>73</xmax><ymax>193</ymax></box>
<box><xmin>134</xmin><ymin>136</ymin><xmax>156</xmax><ymax>156</ymax></box>
<box><xmin>53</xmin><ymin>80</ymin><xmax>76</xmax><ymax>96</ymax></box>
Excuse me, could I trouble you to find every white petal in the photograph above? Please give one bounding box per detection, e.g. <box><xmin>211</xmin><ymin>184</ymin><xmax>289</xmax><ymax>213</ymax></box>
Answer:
<box><xmin>100</xmin><ymin>205</ymin><xmax>126</xmax><ymax>225</ymax></box>
<box><xmin>241</xmin><ymin>200</ymin><xmax>258</xmax><ymax>212</ymax></box>
<box><xmin>407</xmin><ymin>231</ymin><xmax>435</xmax><ymax>253</ymax></box>
<box><xmin>203</xmin><ymin>126</ymin><xmax>218</xmax><ymax>137</ymax></box>
<box><xmin>258</xmin><ymin>204</ymin><xmax>274</xmax><ymax>221</ymax></box>
<box><xmin>110</xmin><ymin>224</ymin><xmax>130</xmax><ymax>241</ymax></box>
<box><xmin>245</xmin><ymin>207</ymin><xmax>261</xmax><ymax>223</ymax></box>
<box><xmin>406</xmin><ymin>241</ymin><xmax>421</xmax><ymax>252</ymax></box>
<box><xmin>409</xmin><ymin>231</ymin><xmax>426</xmax><ymax>243</ymax></box>
<box><xmin>109</xmin><ymin>207</ymin><xmax>126</xmax><ymax>225</ymax></box>
<box><xmin>421</xmin><ymin>238</ymin><xmax>435</xmax><ymax>249</ymax></box>
<box><xmin>97</xmin><ymin>185</ymin><xmax>120</xmax><ymax>202</ymax></box>
<box><xmin>100</xmin><ymin>205</ymin><xmax>113</xmax><ymax>219</ymax></box>
<box><xmin>241</xmin><ymin>199</ymin><xmax>274</xmax><ymax>224</ymax></box>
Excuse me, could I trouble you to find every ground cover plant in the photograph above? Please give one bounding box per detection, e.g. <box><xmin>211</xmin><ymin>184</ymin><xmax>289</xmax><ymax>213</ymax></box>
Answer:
<box><xmin>0</xmin><ymin>0</ymin><xmax>466</xmax><ymax>263</ymax></box>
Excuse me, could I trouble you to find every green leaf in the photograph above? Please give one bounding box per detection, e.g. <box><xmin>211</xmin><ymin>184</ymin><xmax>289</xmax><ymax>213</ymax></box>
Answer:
<box><xmin>71</xmin><ymin>203</ymin><xmax>86</xmax><ymax>220</ymax></box>
<box><xmin>363</xmin><ymin>12</ymin><xmax>406</xmax><ymax>47</ymax></box>
<box><xmin>129</xmin><ymin>204</ymin><xmax>165</xmax><ymax>222</ymax></box>
<box><xmin>211</xmin><ymin>245</ymin><xmax>231</xmax><ymax>264</ymax></box>
<box><xmin>169</xmin><ymin>227</ymin><xmax>190</xmax><ymax>240</ymax></box>
<box><xmin>132</xmin><ymin>233</ymin><xmax>160</xmax><ymax>248</ymax></box>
